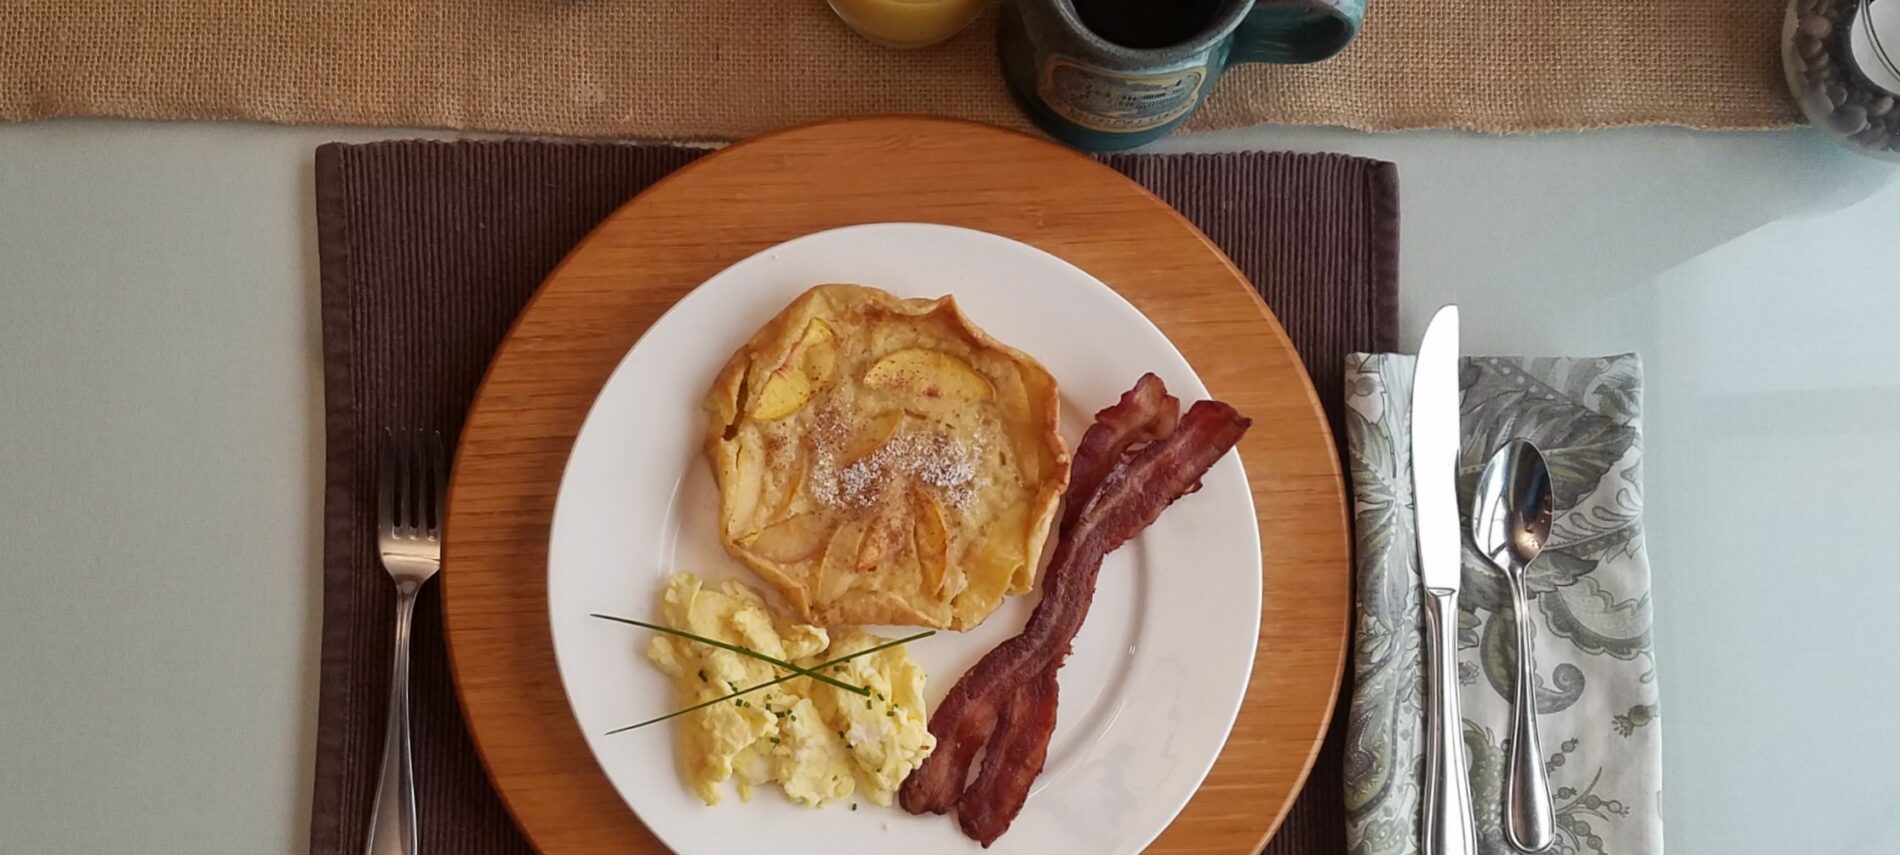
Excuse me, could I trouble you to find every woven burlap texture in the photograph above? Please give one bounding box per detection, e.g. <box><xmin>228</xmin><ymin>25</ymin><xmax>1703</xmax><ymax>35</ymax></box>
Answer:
<box><xmin>1</xmin><ymin>0</ymin><xmax>1797</xmax><ymax>138</ymax></box>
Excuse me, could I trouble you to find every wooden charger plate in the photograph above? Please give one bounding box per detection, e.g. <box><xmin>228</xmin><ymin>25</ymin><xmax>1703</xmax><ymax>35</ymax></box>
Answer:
<box><xmin>442</xmin><ymin>116</ymin><xmax>1350</xmax><ymax>854</ymax></box>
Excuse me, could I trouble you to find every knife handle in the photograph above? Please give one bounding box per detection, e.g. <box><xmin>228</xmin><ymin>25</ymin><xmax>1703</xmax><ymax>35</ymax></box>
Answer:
<box><xmin>1422</xmin><ymin>588</ymin><xmax>1478</xmax><ymax>855</ymax></box>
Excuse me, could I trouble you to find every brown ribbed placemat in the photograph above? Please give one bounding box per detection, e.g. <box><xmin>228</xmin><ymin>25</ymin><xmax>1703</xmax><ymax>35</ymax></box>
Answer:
<box><xmin>311</xmin><ymin>139</ymin><xmax>1396</xmax><ymax>855</ymax></box>
<box><xmin>8</xmin><ymin>1</ymin><xmax>1794</xmax><ymax>137</ymax></box>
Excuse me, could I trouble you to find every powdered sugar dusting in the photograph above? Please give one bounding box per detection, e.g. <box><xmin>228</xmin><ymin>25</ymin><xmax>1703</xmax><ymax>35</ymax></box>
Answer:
<box><xmin>806</xmin><ymin>408</ymin><xmax>981</xmax><ymax>511</ymax></box>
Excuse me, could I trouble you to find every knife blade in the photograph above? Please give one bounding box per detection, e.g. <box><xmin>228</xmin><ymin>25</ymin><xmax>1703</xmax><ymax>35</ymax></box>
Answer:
<box><xmin>1412</xmin><ymin>305</ymin><xmax>1477</xmax><ymax>855</ymax></box>
<box><xmin>1412</xmin><ymin>305</ymin><xmax>1463</xmax><ymax>593</ymax></box>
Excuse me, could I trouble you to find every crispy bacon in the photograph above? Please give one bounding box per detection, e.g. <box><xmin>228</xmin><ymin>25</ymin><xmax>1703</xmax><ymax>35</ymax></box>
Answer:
<box><xmin>900</xmin><ymin>375</ymin><xmax>1251</xmax><ymax>845</ymax></box>
<box><xmin>1060</xmin><ymin>373</ymin><xmax>1180</xmax><ymax>534</ymax></box>
<box><xmin>957</xmin><ymin>667</ymin><xmax>1059</xmax><ymax>845</ymax></box>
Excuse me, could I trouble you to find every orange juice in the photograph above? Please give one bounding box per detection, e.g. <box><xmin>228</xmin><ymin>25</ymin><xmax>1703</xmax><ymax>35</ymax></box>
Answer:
<box><xmin>828</xmin><ymin>0</ymin><xmax>991</xmax><ymax>49</ymax></box>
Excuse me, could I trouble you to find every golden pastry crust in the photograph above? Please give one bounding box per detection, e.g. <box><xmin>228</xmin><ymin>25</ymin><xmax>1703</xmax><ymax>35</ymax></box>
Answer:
<box><xmin>705</xmin><ymin>284</ymin><xmax>1068</xmax><ymax>630</ymax></box>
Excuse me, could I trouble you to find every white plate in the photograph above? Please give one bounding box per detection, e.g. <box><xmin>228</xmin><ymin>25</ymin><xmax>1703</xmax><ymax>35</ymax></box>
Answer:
<box><xmin>547</xmin><ymin>223</ymin><xmax>1262</xmax><ymax>855</ymax></box>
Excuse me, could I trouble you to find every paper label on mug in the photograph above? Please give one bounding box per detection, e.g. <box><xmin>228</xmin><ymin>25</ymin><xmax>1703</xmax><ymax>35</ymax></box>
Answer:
<box><xmin>1038</xmin><ymin>57</ymin><xmax>1207</xmax><ymax>133</ymax></box>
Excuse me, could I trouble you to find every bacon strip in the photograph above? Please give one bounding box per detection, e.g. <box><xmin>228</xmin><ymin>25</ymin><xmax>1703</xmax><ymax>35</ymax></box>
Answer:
<box><xmin>901</xmin><ymin>381</ymin><xmax>1251</xmax><ymax>844</ymax></box>
<box><xmin>957</xmin><ymin>667</ymin><xmax>1059</xmax><ymax>845</ymax></box>
<box><xmin>1060</xmin><ymin>373</ymin><xmax>1180</xmax><ymax>534</ymax></box>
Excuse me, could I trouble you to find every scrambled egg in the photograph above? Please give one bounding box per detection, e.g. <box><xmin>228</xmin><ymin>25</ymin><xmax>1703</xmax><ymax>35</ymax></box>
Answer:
<box><xmin>644</xmin><ymin>572</ymin><xmax>936</xmax><ymax>807</ymax></box>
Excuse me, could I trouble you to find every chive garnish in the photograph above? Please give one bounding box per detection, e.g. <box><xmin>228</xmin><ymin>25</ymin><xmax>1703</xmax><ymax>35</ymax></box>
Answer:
<box><xmin>605</xmin><ymin>631</ymin><xmax>935</xmax><ymax>734</ymax></box>
<box><xmin>590</xmin><ymin>613</ymin><xmax>870</xmax><ymax>696</ymax></box>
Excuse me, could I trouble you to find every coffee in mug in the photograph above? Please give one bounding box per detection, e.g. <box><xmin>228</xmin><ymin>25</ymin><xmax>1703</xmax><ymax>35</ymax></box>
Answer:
<box><xmin>999</xmin><ymin>0</ymin><xmax>1366</xmax><ymax>151</ymax></box>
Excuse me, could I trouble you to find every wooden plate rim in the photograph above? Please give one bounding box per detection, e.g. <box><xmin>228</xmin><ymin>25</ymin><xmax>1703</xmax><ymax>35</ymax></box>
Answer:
<box><xmin>439</xmin><ymin>116</ymin><xmax>1351</xmax><ymax>854</ymax></box>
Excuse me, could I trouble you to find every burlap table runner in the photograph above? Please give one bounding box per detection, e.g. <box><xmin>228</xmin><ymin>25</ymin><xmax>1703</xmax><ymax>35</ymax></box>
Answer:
<box><xmin>311</xmin><ymin>139</ymin><xmax>1396</xmax><ymax>854</ymax></box>
<box><xmin>9</xmin><ymin>1</ymin><xmax>1793</xmax><ymax>137</ymax></box>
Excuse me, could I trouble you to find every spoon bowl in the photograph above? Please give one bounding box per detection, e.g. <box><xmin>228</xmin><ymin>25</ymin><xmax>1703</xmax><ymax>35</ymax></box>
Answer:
<box><xmin>1472</xmin><ymin>439</ymin><xmax>1553</xmax><ymax>573</ymax></box>
<box><xmin>1472</xmin><ymin>438</ymin><xmax>1556</xmax><ymax>852</ymax></box>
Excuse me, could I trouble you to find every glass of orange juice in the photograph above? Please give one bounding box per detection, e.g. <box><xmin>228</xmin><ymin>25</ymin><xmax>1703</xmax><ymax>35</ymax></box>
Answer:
<box><xmin>828</xmin><ymin>0</ymin><xmax>991</xmax><ymax>49</ymax></box>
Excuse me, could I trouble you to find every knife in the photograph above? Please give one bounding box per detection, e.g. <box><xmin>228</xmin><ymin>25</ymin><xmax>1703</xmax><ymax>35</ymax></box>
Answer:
<box><xmin>1412</xmin><ymin>305</ymin><xmax>1477</xmax><ymax>855</ymax></box>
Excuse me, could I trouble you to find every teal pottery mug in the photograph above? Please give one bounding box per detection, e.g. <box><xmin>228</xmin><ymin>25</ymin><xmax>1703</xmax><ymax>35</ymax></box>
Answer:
<box><xmin>999</xmin><ymin>0</ymin><xmax>1364</xmax><ymax>151</ymax></box>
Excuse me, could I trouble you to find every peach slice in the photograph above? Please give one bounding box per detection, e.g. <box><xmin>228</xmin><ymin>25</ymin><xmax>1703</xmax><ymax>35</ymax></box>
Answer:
<box><xmin>856</xmin><ymin>504</ymin><xmax>911</xmax><ymax>573</ymax></box>
<box><xmin>750</xmin><ymin>318</ymin><xmax>839</xmax><ymax>420</ymax></box>
<box><xmin>765</xmin><ymin>443</ymin><xmax>810</xmax><ymax>524</ymax></box>
<box><xmin>721</xmin><ymin>430</ymin><xmax>767</xmax><ymax>537</ymax></box>
<box><xmin>819</xmin><ymin>520</ymin><xmax>867</xmax><ymax>603</ymax></box>
<box><xmin>862</xmin><ymin>348</ymin><xmax>994</xmax><ymax>402</ymax></box>
<box><xmin>910</xmin><ymin>484</ymin><xmax>950</xmax><ymax>596</ymax></box>
<box><xmin>743</xmin><ymin>512</ymin><xmax>832</xmax><ymax>563</ymax></box>
<box><xmin>837</xmin><ymin>410</ymin><xmax>904</xmax><ymax>465</ymax></box>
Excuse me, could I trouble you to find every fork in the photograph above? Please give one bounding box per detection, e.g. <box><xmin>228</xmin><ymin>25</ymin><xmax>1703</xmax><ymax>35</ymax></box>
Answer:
<box><xmin>366</xmin><ymin>429</ymin><xmax>447</xmax><ymax>855</ymax></box>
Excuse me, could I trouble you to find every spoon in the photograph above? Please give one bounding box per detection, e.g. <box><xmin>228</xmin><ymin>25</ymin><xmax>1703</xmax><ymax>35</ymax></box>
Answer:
<box><xmin>1471</xmin><ymin>439</ymin><xmax>1556</xmax><ymax>852</ymax></box>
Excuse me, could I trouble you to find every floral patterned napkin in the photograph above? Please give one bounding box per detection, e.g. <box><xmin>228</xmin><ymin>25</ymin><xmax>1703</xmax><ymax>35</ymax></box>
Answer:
<box><xmin>1341</xmin><ymin>354</ymin><xmax>1662</xmax><ymax>855</ymax></box>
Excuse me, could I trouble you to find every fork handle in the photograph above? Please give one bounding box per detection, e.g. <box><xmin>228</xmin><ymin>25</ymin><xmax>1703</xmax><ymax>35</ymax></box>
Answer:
<box><xmin>366</xmin><ymin>588</ymin><xmax>419</xmax><ymax>855</ymax></box>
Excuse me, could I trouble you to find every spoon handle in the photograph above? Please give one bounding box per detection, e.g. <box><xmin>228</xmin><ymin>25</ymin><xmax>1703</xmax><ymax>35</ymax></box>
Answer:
<box><xmin>1506</xmin><ymin>577</ymin><xmax>1556</xmax><ymax>852</ymax></box>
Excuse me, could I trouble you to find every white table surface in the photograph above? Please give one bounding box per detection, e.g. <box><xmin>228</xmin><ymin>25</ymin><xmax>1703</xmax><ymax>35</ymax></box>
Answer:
<box><xmin>1</xmin><ymin>118</ymin><xmax>1895</xmax><ymax>854</ymax></box>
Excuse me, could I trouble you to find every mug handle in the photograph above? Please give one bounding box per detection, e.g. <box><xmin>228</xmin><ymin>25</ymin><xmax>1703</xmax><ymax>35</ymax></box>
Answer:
<box><xmin>1228</xmin><ymin>0</ymin><xmax>1362</xmax><ymax>65</ymax></box>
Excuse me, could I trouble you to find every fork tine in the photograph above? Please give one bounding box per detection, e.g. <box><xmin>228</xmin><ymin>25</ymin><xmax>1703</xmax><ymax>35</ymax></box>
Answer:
<box><xmin>411</xmin><ymin>429</ymin><xmax>430</xmax><ymax>538</ymax></box>
<box><xmin>393</xmin><ymin>431</ymin><xmax>412</xmax><ymax>539</ymax></box>
<box><xmin>416</xmin><ymin>431</ymin><xmax>431</xmax><ymax>539</ymax></box>
<box><xmin>430</xmin><ymin>430</ymin><xmax>448</xmax><ymax>540</ymax></box>
<box><xmin>378</xmin><ymin>427</ymin><xmax>396</xmax><ymax>536</ymax></box>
